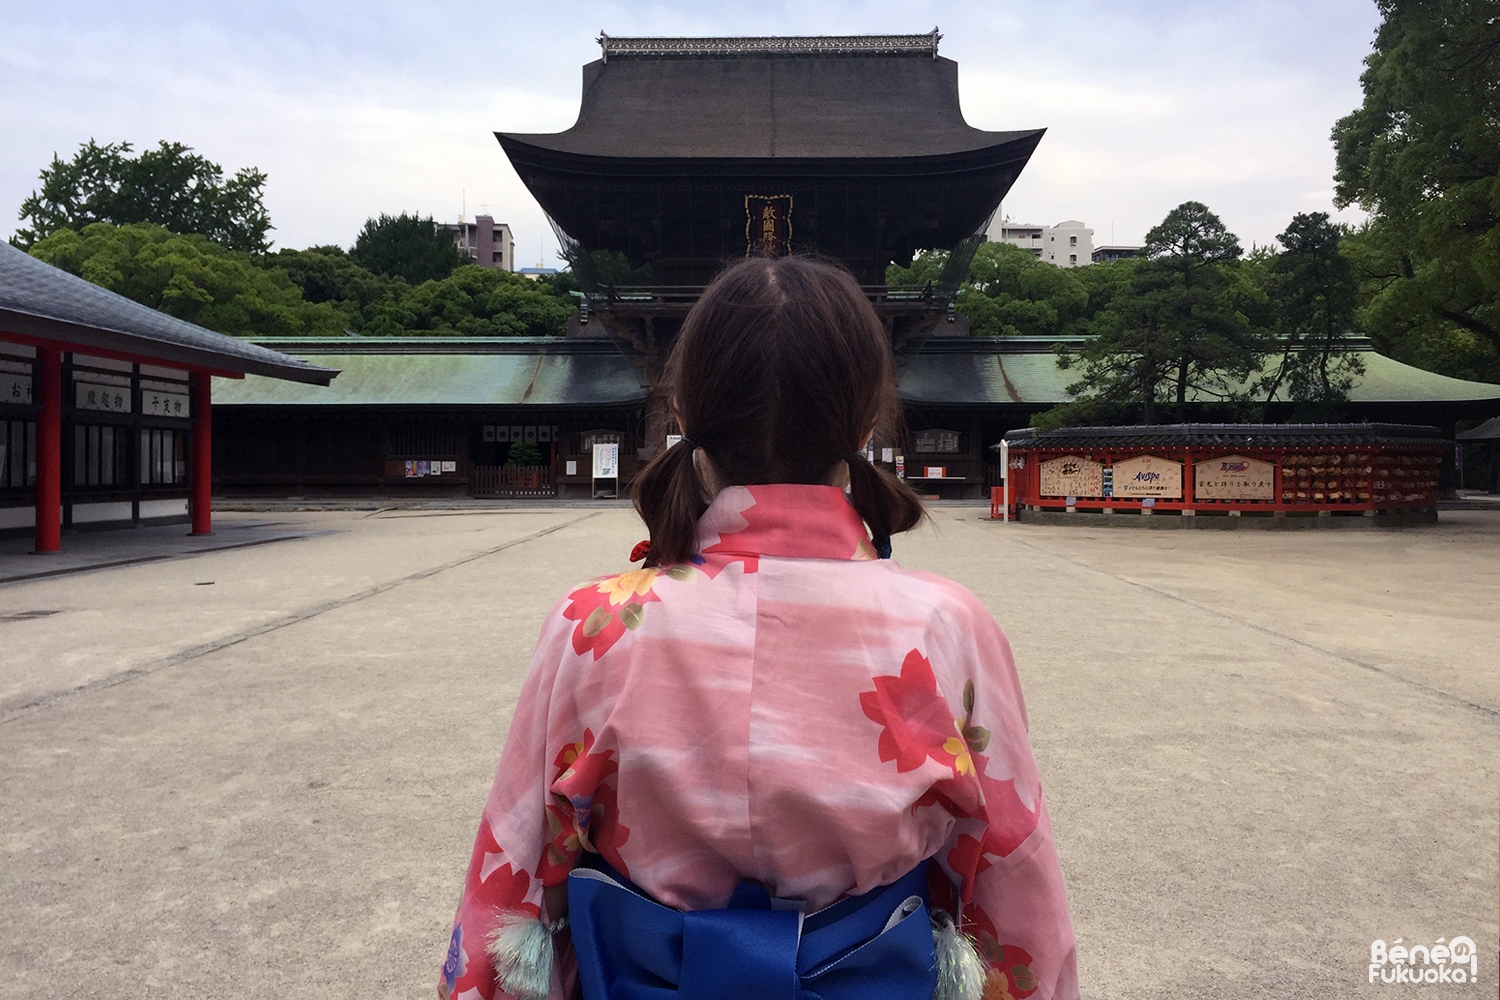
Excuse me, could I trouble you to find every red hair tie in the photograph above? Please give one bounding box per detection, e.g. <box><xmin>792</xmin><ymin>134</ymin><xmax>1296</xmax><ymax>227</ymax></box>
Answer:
<box><xmin>629</xmin><ymin>540</ymin><xmax>652</xmax><ymax>563</ymax></box>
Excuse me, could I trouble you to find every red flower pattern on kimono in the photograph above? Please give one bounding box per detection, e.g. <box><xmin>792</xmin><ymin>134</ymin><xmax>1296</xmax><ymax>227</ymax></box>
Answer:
<box><xmin>944</xmin><ymin>758</ymin><xmax>1042</xmax><ymax>902</ymax></box>
<box><xmin>563</xmin><ymin>564</ymin><xmax>704</xmax><ymax>659</ymax></box>
<box><xmin>967</xmin><ymin>906</ymin><xmax>1040</xmax><ymax>1000</ymax></box>
<box><xmin>539</xmin><ymin>730</ymin><xmax>631</xmax><ymax>883</ymax></box>
<box><xmin>859</xmin><ymin>649</ymin><xmax>968</xmax><ymax>775</ymax></box>
<box><xmin>463</xmin><ymin>818</ymin><xmax>537</xmax><ymax>914</ymax></box>
<box><xmin>974</xmin><ymin>762</ymin><xmax>1042</xmax><ymax>859</ymax></box>
<box><xmin>561</xmin><ymin>569</ymin><xmax>665</xmax><ymax>659</ymax></box>
<box><xmin>445</xmin><ymin>485</ymin><xmax>1076</xmax><ymax>1000</ymax></box>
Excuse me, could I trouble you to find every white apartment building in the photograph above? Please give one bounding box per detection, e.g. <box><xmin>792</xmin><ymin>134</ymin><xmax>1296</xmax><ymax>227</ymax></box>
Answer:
<box><xmin>439</xmin><ymin>215</ymin><xmax>516</xmax><ymax>271</ymax></box>
<box><xmin>987</xmin><ymin>217</ymin><xmax>1095</xmax><ymax>268</ymax></box>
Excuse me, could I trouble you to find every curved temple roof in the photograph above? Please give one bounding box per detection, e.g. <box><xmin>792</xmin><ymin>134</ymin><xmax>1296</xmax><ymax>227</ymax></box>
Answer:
<box><xmin>498</xmin><ymin>33</ymin><xmax>1042</xmax><ymax>162</ymax></box>
<box><xmin>212</xmin><ymin>339</ymin><xmax>644</xmax><ymax>407</ymax></box>
<box><xmin>899</xmin><ymin>338</ymin><xmax>1500</xmax><ymax>408</ymax></box>
<box><xmin>0</xmin><ymin>243</ymin><xmax>338</xmax><ymax>385</ymax></box>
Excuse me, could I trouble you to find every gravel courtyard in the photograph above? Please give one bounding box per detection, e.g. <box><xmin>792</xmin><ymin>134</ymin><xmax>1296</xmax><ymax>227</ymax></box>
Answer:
<box><xmin>1</xmin><ymin>506</ymin><xmax>1495</xmax><ymax>999</ymax></box>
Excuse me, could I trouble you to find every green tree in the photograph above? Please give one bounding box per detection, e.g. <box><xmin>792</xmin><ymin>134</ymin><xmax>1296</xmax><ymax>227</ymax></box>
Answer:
<box><xmin>1331</xmin><ymin>0</ymin><xmax>1500</xmax><ymax>378</ymax></box>
<box><xmin>887</xmin><ymin>243</ymin><xmax>1106</xmax><ymax>337</ymax></box>
<box><xmin>1259</xmin><ymin>212</ymin><xmax>1366</xmax><ymax>416</ymax></box>
<box><xmin>14</xmin><ymin>140</ymin><xmax>272</xmax><ymax>252</ymax></box>
<box><xmin>262</xmin><ymin>245</ymin><xmax>405</xmax><ymax>333</ymax></box>
<box><xmin>505</xmin><ymin>441</ymin><xmax>542</xmax><ymax>466</ymax></box>
<box><xmin>350</xmin><ymin>213</ymin><xmax>467</xmax><ymax>285</ymax></box>
<box><xmin>28</xmin><ymin>223</ymin><xmax>340</xmax><ymax>336</ymax></box>
<box><xmin>362</xmin><ymin>264</ymin><xmax>575</xmax><ymax>337</ymax></box>
<box><xmin>956</xmin><ymin>242</ymin><xmax>1090</xmax><ymax>338</ymax></box>
<box><xmin>886</xmin><ymin>249</ymin><xmax>948</xmax><ymax>290</ymax></box>
<box><xmin>1049</xmin><ymin>202</ymin><xmax>1263</xmax><ymax>425</ymax></box>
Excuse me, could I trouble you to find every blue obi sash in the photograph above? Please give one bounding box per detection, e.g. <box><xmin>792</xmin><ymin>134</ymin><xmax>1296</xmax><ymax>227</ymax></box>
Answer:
<box><xmin>567</xmin><ymin>861</ymin><xmax>936</xmax><ymax>1000</ymax></box>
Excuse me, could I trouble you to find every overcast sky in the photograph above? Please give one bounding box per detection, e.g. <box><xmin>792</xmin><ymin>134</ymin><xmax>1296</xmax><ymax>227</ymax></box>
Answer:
<box><xmin>0</xmin><ymin>0</ymin><xmax>1381</xmax><ymax>264</ymax></box>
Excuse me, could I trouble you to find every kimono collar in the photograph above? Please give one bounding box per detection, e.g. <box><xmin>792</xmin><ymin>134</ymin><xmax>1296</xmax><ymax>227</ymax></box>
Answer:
<box><xmin>696</xmin><ymin>484</ymin><xmax>879</xmax><ymax>562</ymax></box>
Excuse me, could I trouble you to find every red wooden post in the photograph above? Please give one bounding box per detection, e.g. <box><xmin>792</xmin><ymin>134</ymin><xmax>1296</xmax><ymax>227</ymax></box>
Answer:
<box><xmin>1183</xmin><ymin>447</ymin><xmax>1194</xmax><ymax>511</ymax></box>
<box><xmin>190</xmin><ymin>371</ymin><xmax>212</xmax><ymax>535</ymax></box>
<box><xmin>34</xmin><ymin>345</ymin><xmax>62</xmax><ymax>553</ymax></box>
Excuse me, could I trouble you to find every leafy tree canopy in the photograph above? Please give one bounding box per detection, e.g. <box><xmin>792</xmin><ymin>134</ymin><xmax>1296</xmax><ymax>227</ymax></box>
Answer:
<box><xmin>958</xmin><ymin>242</ymin><xmax>1089</xmax><ymax>338</ymax></box>
<box><xmin>1332</xmin><ymin>0</ymin><xmax>1500</xmax><ymax>375</ymax></box>
<box><xmin>362</xmin><ymin>264</ymin><xmax>575</xmax><ymax>337</ymax></box>
<box><xmin>351</xmin><ymin>212</ymin><xmax>467</xmax><ymax>285</ymax></box>
<box><xmin>887</xmin><ymin>243</ymin><xmax>1120</xmax><ymax>338</ymax></box>
<box><xmin>14</xmin><ymin>140</ymin><xmax>272</xmax><ymax>253</ymax></box>
<box><xmin>1259</xmin><ymin>212</ymin><xmax>1365</xmax><ymax>416</ymax></box>
<box><xmin>29</xmin><ymin>223</ymin><xmax>341</xmax><ymax>336</ymax></box>
<box><xmin>1046</xmin><ymin>203</ymin><xmax>1262</xmax><ymax>426</ymax></box>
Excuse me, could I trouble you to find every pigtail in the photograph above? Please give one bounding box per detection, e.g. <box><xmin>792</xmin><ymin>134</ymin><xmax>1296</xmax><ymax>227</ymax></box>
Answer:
<box><xmin>632</xmin><ymin>437</ymin><xmax>707</xmax><ymax>568</ymax></box>
<box><xmin>845</xmin><ymin>453</ymin><xmax>926</xmax><ymax>555</ymax></box>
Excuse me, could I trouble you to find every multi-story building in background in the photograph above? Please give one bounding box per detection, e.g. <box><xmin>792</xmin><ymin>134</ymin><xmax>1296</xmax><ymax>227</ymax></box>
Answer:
<box><xmin>1091</xmin><ymin>245</ymin><xmax>1143</xmax><ymax>263</ymax></box>
<box><xmin>987</xmin><ymin>217</ymin><xmax>1095</xmax><ymax>267</ymax></box>
<box><xmin>439</xmin><ymin>215</ymin><xmax>515</xmax><ymax>271</ymax></box>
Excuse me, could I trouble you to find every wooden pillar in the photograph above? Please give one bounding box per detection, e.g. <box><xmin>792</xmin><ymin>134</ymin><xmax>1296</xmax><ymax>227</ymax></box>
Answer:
<box><xmin>190</xmin><ymin>371</ymin><xmax>212</xmax><ymax>535</ymax></box>
<box><xmin>34</xmin><ymin>346</ymin><xmax>62</xmax><ymax>553</ymax></box>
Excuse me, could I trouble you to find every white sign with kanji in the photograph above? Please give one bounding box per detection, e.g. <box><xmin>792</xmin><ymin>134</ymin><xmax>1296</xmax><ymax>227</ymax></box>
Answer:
<box><xmin>75</xmin><ymin>382</ymin><xmax>132</xmax><ymax>413</ymax></box>
<box><xmin>143</xmin><ymin>390</ymin><xmax>189</xmax><ymax>418</ymax></box>
<box><xmin>0</xmin><ymin>372</ymin><xmax>33</xmax><ymax>406</ymax></box>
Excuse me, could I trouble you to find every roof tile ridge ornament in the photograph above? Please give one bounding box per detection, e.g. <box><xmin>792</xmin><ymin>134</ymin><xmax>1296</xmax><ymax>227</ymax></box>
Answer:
<box><xmin>596</xmin><ymin>27</ymin><xmax>940</xmax><ymax>60</ymax></box>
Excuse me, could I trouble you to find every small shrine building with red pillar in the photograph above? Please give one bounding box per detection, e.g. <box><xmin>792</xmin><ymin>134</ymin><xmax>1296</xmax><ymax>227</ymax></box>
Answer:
<box><xmin>0</xmin><ymin>243</ymin><xmax>337</xmax><ymax>551</ymax></box>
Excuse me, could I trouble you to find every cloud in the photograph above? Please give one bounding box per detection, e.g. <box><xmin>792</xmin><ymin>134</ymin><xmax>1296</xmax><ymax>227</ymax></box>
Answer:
<box><xmin>0</xmin><ymin>0</ymin><xmax>1380</xmax><ymax>260</ymax></box>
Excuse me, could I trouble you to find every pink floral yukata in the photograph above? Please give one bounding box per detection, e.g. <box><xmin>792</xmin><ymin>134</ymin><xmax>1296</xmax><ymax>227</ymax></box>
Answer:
<box><xmin>442</xmin><ymin>484</ymin><xmax>1079</xmax><ymax>1000</ymax></box>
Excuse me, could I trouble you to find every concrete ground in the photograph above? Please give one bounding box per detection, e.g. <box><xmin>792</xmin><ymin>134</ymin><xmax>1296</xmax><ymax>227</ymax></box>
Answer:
<box><xmin>1</xmin><ymin>506</ymin><xmax>1495</xmax><ymax>999</ymax></box>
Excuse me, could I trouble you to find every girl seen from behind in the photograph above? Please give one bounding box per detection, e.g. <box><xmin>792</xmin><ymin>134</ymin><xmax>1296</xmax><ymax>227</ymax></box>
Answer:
<box><xmin>441</xmin><ymin>256</ymin><xmax>1078</xmax><ymax>1000</ymax></box>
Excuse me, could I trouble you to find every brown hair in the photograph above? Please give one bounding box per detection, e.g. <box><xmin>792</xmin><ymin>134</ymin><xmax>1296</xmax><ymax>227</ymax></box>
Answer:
<box><xmin>633</xmin><ymin>255</ymin><xmax>925</xmax><ymax>566</ymax></box>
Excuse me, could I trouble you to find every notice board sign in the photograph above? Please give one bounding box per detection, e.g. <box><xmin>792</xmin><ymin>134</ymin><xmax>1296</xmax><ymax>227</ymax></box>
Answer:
<box><xmin>1111</xmin><ymin>454</ymin><xmax>1183</xmax><ymax>498</ymax></box>
<box><xmin>592</xmin><ymin>442</ymin><xmax>619</xmax><ymax>479</ymax></box>
<box><xmin>1039</xmin><ymin>455</ymin><xmax>1103</xmax><ymax>497</ymax></box>
<box><xmin>1195</xmin><ymin>454</ymin><xmax>1275</xmax><ymax>500</ymax></box>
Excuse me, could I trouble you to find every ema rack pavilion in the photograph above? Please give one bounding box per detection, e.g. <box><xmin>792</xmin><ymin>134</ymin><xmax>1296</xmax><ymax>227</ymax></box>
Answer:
<box><xmin>206</xmin><ymin>32</ymin><xmax>1500</xmax><ymax>500</ymax></box>
<box><xmin>997</xmin><ymin>423</ymin><xmax>1450</xmax><ymax>525</ymax></box>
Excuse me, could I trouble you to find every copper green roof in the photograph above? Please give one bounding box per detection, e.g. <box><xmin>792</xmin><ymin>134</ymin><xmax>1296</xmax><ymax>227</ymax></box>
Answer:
<box><xmin>898</xmin><ymin>338</ymin><xmax>1500</xmax><ymax>406</ymax></box>
<box><xmin>212</xmin><ymin>339</ymin><xmax>643</xmax><ymax>407</ymax></box>
<box><xmin>209</xmin><ymin>335</ymin><xmax>1500</xmax><ymax>409</ymax></box>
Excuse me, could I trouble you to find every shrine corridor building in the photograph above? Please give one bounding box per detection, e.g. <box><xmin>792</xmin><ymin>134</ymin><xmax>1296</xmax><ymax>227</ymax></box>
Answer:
<box><xmin>210</xmin><ymin>32</ymin><xmax>1500</xmax><ymax>500</ymax></box>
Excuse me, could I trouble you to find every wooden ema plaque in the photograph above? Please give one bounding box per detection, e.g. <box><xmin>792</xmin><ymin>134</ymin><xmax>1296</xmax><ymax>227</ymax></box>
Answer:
<box><xmin>1111</xmin><ymin>454</ymin><xmax>1183</xmax><ymax>498</ymax></box>
<box><xmin>1039</xmin><ymin>455</ymin><xmax>1103</xmax><ymax>497</ymax></box>
<box><xmin>1195</xmin><ymin>454</ymin><xmax>1275</xmax><ymax>500</ymax></box>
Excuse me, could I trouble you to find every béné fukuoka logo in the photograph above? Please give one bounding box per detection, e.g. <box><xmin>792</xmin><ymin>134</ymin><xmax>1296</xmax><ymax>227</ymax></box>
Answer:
<box><xmin>1369</xmin><ymin>936</ymin><xmax>1478</xmax><ymax>984</ymax></box>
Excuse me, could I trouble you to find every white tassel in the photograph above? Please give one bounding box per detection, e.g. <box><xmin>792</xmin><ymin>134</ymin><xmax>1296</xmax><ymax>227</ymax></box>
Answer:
<box><xmin>487</xmin><ymin>910</ymin><xmax>557</xmax><ymax>1000</ymax></box>
<box><xmin>931</xmin><ymin>909</ymin><xmax>986</xmax><ymax>1000</ymax></box>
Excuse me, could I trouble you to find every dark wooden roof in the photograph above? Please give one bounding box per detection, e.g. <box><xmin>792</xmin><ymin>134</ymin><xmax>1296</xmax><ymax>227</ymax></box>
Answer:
<box><xmin>498</xmin><ymin>44</ymin><xmax>1041</xmax><ymax>161</ymax></box>
<box><xmin>0</xmin><ymin>243</ymin><xmax>338</xmax><ymax>385</ymax></box>
<box><xmin>496</xmin><ymin>36</ymin><xmax>1043</xmax><ymax>286</ymax></box>
<box><xmin>1000</xmin><ymin>423</ymin><xmax>1447</xmax><ymax>450</ymax></box>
